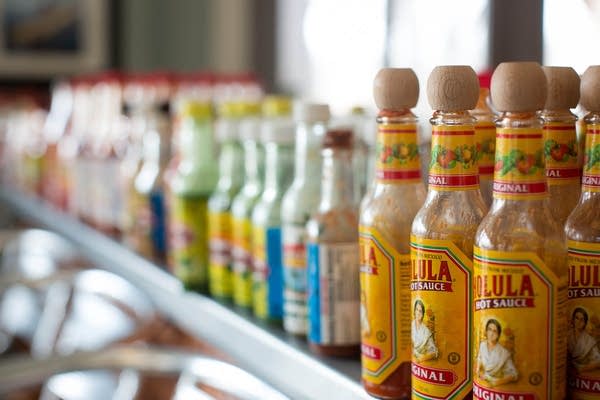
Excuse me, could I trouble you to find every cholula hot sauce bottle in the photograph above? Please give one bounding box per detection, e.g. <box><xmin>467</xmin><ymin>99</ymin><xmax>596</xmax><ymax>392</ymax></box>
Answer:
<box><xmin>474</xmin><ymin>62</ymin><xmax>567</xmax><ymax>400</ymax></box>
<box><xmin>565</xmin><ymin>65</ymin><xmax>600</xmax><ymax>399</ymax></box>
<box><xmin>410</xmin><ymin>66</ymin><xmax>487</xmax><ymax>399</ymax></box>
<box><xmin>360</xmin><ymin>68</ymin><xmax>426</xmax><ymax>399</ymax></box>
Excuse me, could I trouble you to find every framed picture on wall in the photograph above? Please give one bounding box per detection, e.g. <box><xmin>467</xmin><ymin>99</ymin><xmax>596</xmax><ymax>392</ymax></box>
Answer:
<box><xmin>0</xmin><ymin>0</ymin><xmax>108</xmax><ymax>78</ymax></box>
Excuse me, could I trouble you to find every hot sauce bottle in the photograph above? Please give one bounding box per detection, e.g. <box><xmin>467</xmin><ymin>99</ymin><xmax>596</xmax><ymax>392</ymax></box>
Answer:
<box><xmin>410</xmin><ymin>66</ymin><xmax>487</xmax><ymax>400</ymax></box>
<box><xmin>540</xmin><ymin>66</ymin><xmax>581</xmax><ymax>227</ymax></box>
<box><xmin>359</xmin><ymin>68</ymin><xmax>426</xmax><ymax>399</ymax></box>
<box><xmin>565</xmin><ymin>65</ymin><xmax>600</xmax><ymax>400</ymax></box>
<box><xmin>474</xmin><ymin>62</ymin><xmax>567</xmax><ymax>400</ymax></box>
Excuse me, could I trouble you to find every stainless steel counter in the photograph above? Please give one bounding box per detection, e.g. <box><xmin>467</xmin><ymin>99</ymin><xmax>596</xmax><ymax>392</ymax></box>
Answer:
<box><xmin>0</xmin><ymin>188</ymin><xmax>373</xmax><ymax>400</ymax></box>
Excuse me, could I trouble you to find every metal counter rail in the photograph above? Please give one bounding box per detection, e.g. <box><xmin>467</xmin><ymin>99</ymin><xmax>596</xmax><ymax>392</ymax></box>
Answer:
<box><xmin>0</xmin><ymin>188</ymin><xmax>372</xmax><ymax>400</ymax></box>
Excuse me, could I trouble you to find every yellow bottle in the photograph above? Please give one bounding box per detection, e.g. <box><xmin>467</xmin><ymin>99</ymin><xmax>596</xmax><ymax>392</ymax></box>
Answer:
<box><xmin>473</xmin><ymin>62</ymin><xmax>567</xmax><ymax>400</ymax></box>
<box><xmin>360</xmin><ymin>68</ymin><xmax>426</xmax><ymax>399</ymax></box>
<box><xmin>410</xmin><ymin>66</ymin><xmax>487</xmax><ymax>400</ymax></box>
<box><xmin>565</xmin><ymin>65</ymin><xmax>600</xmax><ymax>400</ymax></box>
<box><xmin>540</xmin><ymin>66</ymin><xmax>581</xmax><ymax>227</ymax></box>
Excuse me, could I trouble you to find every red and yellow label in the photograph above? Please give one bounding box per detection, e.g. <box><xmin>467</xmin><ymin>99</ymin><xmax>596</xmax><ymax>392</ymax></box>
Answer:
<box><xmin>208</xmin><ymin>211</ymin><xmax>233</xmax><ymax>298</ymax></box>
<box><xmin>428</xmin><ymin>125</ymin><xmax>479</xmax><ymax>190</ymax></box>
<box><xmin>543</xmin><ymin>122</ymin><xmax>581</xmax><ymax>186</ymax></box>
<box><xmin>567</xmin><ymin>240</ymin><xmax>600</xmax><ymax>399</ymax></box>
<box><xmin>475</xmin><ymin>120</ymin><xmax>496</xmax><ymax>178</ymax></box>
<box><xmin>376</xmin><ymin>123</ymin><xmax>421</xmax><ymax>183</ymax></box>
<box><xmin>493</xmin><ymin>128</ymin><xmax>548</xmax><ymax>200</ymax></box>
<box><xmin>583</xmin><ymin>124</ymin><xmax>600</xmax><ymax>193</ymax></box>
<box><xmin>168</xmin><ymin>195</ymin><xmax>209</xmax><ymax>287</ymax></box>
<box><xmin>360</xmin><ymin>226</ymin><xmax>412</xmax><ymax>385</ymax></box>
<box><xmin>232</xmin><ymin>217</ymin><xmax>253</xmax><ymax>307</ymax></box>
<box><xmin>410</xmin><ymin>236</ymin><xmax>473</xmax><ymax>399</ymax></box>
<box><xmin>473</xmin><ymin>247</ymin><xmax>567</xmax><ymax>400</ymax></box>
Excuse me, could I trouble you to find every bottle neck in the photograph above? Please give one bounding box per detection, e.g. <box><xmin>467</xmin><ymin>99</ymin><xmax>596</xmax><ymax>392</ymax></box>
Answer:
<box><xmin>217</xmin><ymin>139</ymin><xmax>244</xmax><ymax>191</ymax></box>
<box><xmin>264</xmin><ymin>142</ymin><xmax>294</xmax><ymax>192</ymax></box>
<box><xmin>427</xmin><ymin>110</ymin><xmax>479</xmax><ymax>192</ymax></box>
<box><xmin>142</xmin><ymin>112</ymin><xmax>171</xmax><ymax>168</ymax></box>
<box><xmin>582</xmin><ymin>114</ymin><xmax>600</xmax><ymax>194</ymax></box>
<box><xmin>294</xmin><ymin>121</ymin><xmax>326</xmax><ymax>185</ymax></box>
<box><xmin>374</xmin><ymin>109</ymin><xmax>421</xmax><ymax>185</ymax></box>
<box><xmin>179</xmin><ymin>115</ymin><xmax>217</xmax><ymax>166</ymax></box>
<box><xmin>242</xmin><ymin>139</ymin><xmax>263</xmax><ymax>186</ymax></box>
<box><xmin>320</xmin><ymin>147</ymin><xmax>355</xmax><ymax>210</ymax></box>
<box><xmin>492</xmin><ymin>112</ymin><xmax>547</xmax><ymax>201</ymax></box>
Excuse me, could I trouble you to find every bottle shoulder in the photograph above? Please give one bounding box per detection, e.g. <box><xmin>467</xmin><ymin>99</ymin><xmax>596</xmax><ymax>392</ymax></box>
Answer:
<box><xmin>565</xmin><ymin>196</ymin><xmax>600</xmax><ymax>243</ymax></box>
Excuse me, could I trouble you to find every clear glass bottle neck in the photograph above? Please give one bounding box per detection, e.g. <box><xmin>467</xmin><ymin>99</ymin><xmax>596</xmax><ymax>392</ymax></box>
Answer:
<box><xmin>180</xmin><ymin>116</ymin><xmax>216</xmax><ymax>166</ymax></box>
<box><xmin>320</xmin><ymin>147</ymin><xmax>355</xmax><ymax>210</ymax></box>
<box><xmin>142</xmin><ymin>112</ymin><xmax>171</xmax><ymax>168</ymax></box>
<box><xmin>264</xmin><ymin>142</ymin><xmax>294</xmax><ymax>191</ymax></box>
<box><xmin>217</xmin><ymin>139</ymin><xmax>243</xmax><ymax>190</ymax></box>
<box><xmin>584</xmin><ymin>112</ymin><xmax>600</xmax><ymax>125</ymax></box>
<box><xmin>430</xmin><ymin>110</ymin><xmax>476</xmax><ymax>126</ymax></box>
<box><xmin>539</xmin><ymin>109</ymin><xmax>578</xmax><ymax>123</ymax></box>
<box><xmin>376</xmin><ymin>109</ymin><xmax>417</xmax><ymax>125</ymax></box>
<box><xmin>243</xmin><ymin>139</ymin><xmax>263</xmax><ymax>185</ymax></box>
<box><xmin>294</xmin><ymin>121</ymin><xmax>327</xmax><ymax>184</ymax></box>
<box><xmin>495</xmin><ymin>112</ymin><xmax>542</xmax><ymax>128</ymax></box>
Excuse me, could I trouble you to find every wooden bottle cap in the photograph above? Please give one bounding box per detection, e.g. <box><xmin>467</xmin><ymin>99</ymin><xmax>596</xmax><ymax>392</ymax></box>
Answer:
<box><xmin>323</xmin><ymin>128</ymin><xmax>354</xmax><ymax>149</ymax></box>
<box><xmin>491</xmin><ymin>62</ymin><xmax>547</xmax><ymax>112</ymax></box>
<box><xmin>581</xmin><ymin>66</ymin><xmax>600</xmax><ymax>112</ymax></box>
<box><xmin>373</xmin><ymin>68</ymin><xmax>419</xmax><ymax>110</ymax></box>
<box><xmin>542</xmin><ymin>66</ymin><xmax>580</xmax><ymax>110</ymax></box>
<box><xmin>426</xmin><ymin>66</ymin><xmax>479</xmax><ymax>111</ymax></box>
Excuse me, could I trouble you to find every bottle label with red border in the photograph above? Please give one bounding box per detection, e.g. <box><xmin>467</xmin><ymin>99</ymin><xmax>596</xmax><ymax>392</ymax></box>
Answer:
<box><xmin>473</xmin><ymin>247</ymin><xmax>567</xmax><ymax>400</ymax></box>
<box><xmin>428</xmin><ymin>125</ymin><xmax>479</xmax><ymax>191</ymax></box>
<box><xmin>543</xmin><ymin>122</ymin><xmax>581</xmax><ymax>186</ymax></box>
<box><xmin>567</xmin><ymin>240</ymin><xmax>600</xmax><ymax>398</ymax></box>
<box><xmin>360</xmin><ymin>226</ymin><xmax>412</xmax><ymax>384</ymax></box>
<box><xmin>583</xmin><ymin>124</ymin><xmax>600</xmax><ymax>192</ymax></box>
<box><xmin>376</xmin><ymin>123</ymin><xmax>421</xmax><ymax>183</ymax></box>
<box><xmin>410</xmin><ymin>236</ymin><xmax>473</xmax><ymax>399</ymax></box>
<box><xmin>493</xmin><ymin>128</ymin><xmax>547</xmax><ymax>200</ymax></box>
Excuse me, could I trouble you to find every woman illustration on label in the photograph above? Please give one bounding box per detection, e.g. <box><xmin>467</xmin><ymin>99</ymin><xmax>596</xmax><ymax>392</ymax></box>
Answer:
<box><xmin>476</xmin><ymin>318</ymin><xmax>518</xmax><ymax>387</ymax></box>
<box><xmin>412</xmin><ymin>299</ymin><xmax>438</xmax><ymax>362</ymax></box>
<box><xmin>568</xmin><ymin>307</ymin><xmax>600</xmax><ymax>372</ymax></box>
<box><xmin>360</xmin><ymin>290</ymin><xmax>371</xmax><ymax>337</ymax></box>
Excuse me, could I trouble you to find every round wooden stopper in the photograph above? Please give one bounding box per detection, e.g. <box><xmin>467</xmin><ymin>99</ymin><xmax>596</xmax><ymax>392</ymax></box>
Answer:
<box><xmin>581</xmin><ymin>66</ymin><xmax>600</xmax><ymax>112</ymax></box>
<box><xmin>426</xmin><ymin>66</ymin><xmax>479</xmax><ymax>111</ymax></box>
<box><xmin>373</xmin><ymin>68</ymin><xmax>419</xmax><ymax>110</ymax></box>
<box><xmin>542</xmin><ymin>66</ymin><xmax>580</xmax><ymax>110</ymax></box>
<box><xmin>491</xmin><ymin>62</ymin><xmax>547</xmax><ymax>112</ymax></box>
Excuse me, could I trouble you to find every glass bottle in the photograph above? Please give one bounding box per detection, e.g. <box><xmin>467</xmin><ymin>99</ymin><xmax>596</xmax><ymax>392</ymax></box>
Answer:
<box><xmin>307</xmin><ymin>128</ymin><xmax>361</xmax><ymax>357</ymax></box>
<box><xmin>167</xmin><ymin>101</ymin><xmax>218</xmax><ymax>291</ymax></box>
<box><xmin>251</xmin><ymin>96</ymin><xmax>294</xmax><ymax>321</ymax></box>
<box><xmin>474</xmin><ymin>62</ymin><xmax>567</xmax><ymax>400</ymax></box>
<box><xmin>565</xmin><ymin>65</ymin><xmax>600</xmax><ymax>400</ymax></box>
<box><xmin>125</xmin><ymin>102</ymin><xmax>172</xmax><ymax>264</ymax></box>
<box><xmin>540</xmin><ymin>66</ymin><xmax>582</xmax><ymax>227</ymax></box>
<box><xmin>410</xmin><ymin>66</ymin><xmax>486</xmax><ymax>400</ymax></box>
<box><xmin>281</xmin><ymin>102</ymin><xmax>330</xmax><ymax>335</ymax></box>
<box><xmin>471</xmin><ymin>72</ymin><xmax>496</xmax><ymax>207</ymax></box>
<box><xmin>360</xmin><ymin>68</ymin><xmax>426</xmax><ymax>399</ymax></box>
<box><xmin>230</xmin><ymin>103</ymin><xmax>264</xmax><ymax>308</ymax></box>
<box><xmin>208</xmin><ymin>102</ymin><xmax>246</xmax><ymax>299</ymax></box>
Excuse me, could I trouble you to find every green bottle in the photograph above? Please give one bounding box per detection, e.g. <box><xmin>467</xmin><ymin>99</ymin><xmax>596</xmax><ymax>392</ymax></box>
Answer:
<box><xmin>231</xmin><ymin>103</ymin><xmax>265</xmax><ymax>308</ymax></box>
<box><xmin>167</xmin><ymin>101</ymin><xmax>218</xmax><ymax>291</ymax></box>
<box><xmin>208</xmin><ymin>102</ymin><xmax>246</xmax><ymax>299</ymax></box>
<box><xmin>252</xmin><ymin>96</ymin><xmax>295</xmax><ymax>320</ymax></box>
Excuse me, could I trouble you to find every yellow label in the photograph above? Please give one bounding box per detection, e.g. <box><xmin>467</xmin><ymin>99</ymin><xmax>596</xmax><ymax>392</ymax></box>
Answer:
<box><xmin>252</xmin><ymin>225</ymin><xmax>267</xmax><ymax>318</ymax></box>
<box><xmin>473</xmin><ymin>247</ymin><xmax>567</xmax><ymax>400</ymax></box>
<box><xmin>544</xmin><ymin>122</ymin><xmax>581</xmax><ymax>186</ymax></box>
<box><xmin>376</xmin><ymin>123</ymin><xmax>421</xmax><ymax>183</ymax></box>
<box><xmin>428</xmin><ymin>125</ymin><xmax>479</xmax><ymax>191</ymax></box>
<box><xmin>126</xmin><ymin>190</ymin><xmax>153</xmax><ymax>258</ymax></box>
<box><xmin>208</xmin><ymin>211</ymin><xmax>233</xmax><ymax>298</ymax></box>
<box><xmin>168</xmin><ymin>195</ymin><xmax>209</xmax><ymax>288</ymax></box>
<box><xmin>583</xmin><ymin>124</ymin><xmax>600</xmax><ymax>192</ymax></box>
<box><xmin>567</xmin><ymin>240</ymin><xmax>600</xmax><ymax>398</ymax></box>
<box><xmin>475</xmin><ymin>121</ymin><xmax>496</xmax><ymax>178</ymax></box>
<box><xmin>360</xmin><ymin>226</ymin><xmax>412</xmax><ymax>384</ymax></box>
<box><xmin>410</xmin><ymin>236</ymin><xmax>473</xmax><ymax>399</ymax></box>
<box><xmin>493</xmin><ymin>128</ymin><xmax>548</xmax><ymax>200</ymax></box>
<box><xmin>232</xmin><ymin>217</ymin><xmax>253</xmax><ymax>307</ymax></box>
